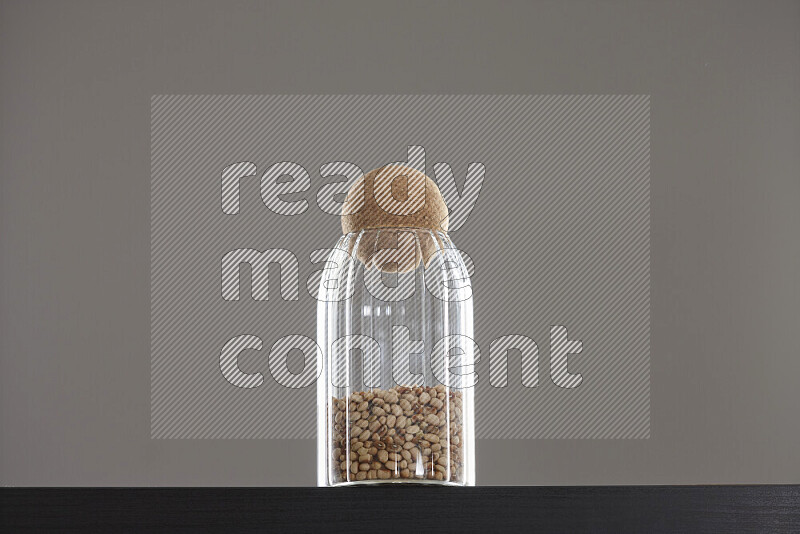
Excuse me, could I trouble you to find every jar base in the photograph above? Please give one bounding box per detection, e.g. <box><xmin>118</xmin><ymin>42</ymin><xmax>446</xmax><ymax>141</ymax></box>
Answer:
<box><xmin>325</xmin><ymin>479</ymin><xmax>471</xmax><ymax>488</ymax></box>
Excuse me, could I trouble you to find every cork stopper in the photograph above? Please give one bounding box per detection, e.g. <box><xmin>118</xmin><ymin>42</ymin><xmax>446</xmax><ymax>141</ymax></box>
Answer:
<box><xmin>341</xmin><ymin>165</ymin><xmax>449</xmax><ymax>273</ymax></box>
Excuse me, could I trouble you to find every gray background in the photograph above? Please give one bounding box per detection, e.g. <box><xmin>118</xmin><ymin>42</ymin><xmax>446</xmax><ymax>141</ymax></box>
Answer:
<box><xmin>1</xmin><ymin>0</ymin><xmax>798</xmax><ymax>485</ymax></box>
<box><xmin>150</xmin><ymin>95</ymin><xmax>650</xmax><ymax>440</ymax></box>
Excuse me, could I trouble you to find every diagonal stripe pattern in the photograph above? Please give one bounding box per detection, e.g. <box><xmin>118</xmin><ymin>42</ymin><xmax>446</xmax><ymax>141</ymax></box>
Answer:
<box><xmin>151</xmin><ymin>95</ymin><xmax>650</xmax><ymax>439</ymax></box>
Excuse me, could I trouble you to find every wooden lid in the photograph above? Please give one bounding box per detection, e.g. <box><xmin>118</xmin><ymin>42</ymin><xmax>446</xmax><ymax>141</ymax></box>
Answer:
<box><xmin>341</xmin><ymin>165</ymin><xmax>449</xmax><ymax>272</ymax></box>
<box><xmin>341</xmin><ymin>165</ymin><xmax>449</xmax><ymax>234</ymax></box>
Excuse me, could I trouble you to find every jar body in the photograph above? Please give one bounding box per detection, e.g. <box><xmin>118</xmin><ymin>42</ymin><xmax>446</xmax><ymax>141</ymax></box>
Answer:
<box><xmin>316</xmin><ymin>228</ymin><xmax>475</xmax><ymax>486</ymax></box>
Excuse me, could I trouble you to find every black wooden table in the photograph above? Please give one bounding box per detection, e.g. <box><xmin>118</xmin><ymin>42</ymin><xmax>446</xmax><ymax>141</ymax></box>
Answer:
<box><xmin>2</xmin><ymin>486</ymin><xmax>799</xmax><ymax>532</ymax></box>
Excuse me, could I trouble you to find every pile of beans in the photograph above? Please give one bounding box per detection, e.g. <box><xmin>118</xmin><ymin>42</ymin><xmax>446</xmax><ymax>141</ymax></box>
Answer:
<box><xmin>330</xmin><ymin>385</ymin><xmax>464</xmax><ymax>483</ymax></box>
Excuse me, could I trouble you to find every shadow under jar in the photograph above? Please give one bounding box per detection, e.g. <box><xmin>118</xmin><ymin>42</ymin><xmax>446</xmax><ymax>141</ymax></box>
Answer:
<box><xmin>317</xmin><ymin>228</ymin><xmax>475</xmax><ymax>486</ymax></box>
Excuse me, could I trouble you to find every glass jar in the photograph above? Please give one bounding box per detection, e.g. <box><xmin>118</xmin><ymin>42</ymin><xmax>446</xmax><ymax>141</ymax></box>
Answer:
<box><xmin>316</xmin><ymin>227</ymin><xmax>475</xmax><ymax>486</ymax></box>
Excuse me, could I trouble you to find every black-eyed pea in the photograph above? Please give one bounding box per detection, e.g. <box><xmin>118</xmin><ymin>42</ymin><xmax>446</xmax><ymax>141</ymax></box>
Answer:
<box><xmin>333</xmin><ymin>389</ymin><xmax>464</xmax><ymax>484</ymax></box>
<box><xmin>426</xmin><ymin>413</ymin><xmax>441</xmax><ymax>426</ymax></box>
